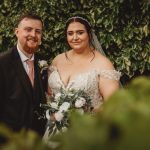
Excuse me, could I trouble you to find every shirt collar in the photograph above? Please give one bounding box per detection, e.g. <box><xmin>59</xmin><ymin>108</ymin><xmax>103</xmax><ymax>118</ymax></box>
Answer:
<box><xmin>17</xmin><ymin>44</ymin><xmax>34</xmax><ymax>62</ymax></box>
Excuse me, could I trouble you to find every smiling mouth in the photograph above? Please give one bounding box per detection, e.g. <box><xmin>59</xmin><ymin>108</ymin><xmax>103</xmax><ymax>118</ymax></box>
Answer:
<box><xmin>28</xmin><ymin>40</ymin><xmax>35</xmax><ymax>42</ymax></box>
<box><xmin>27</xmin><ymin>37</ymin><xmax>38</xmax><ymax>43</ymax></box>
<box><xmin>72</xmin><ymin>42</ymin><xmax>80</xmax><ymax>44</ymax></box>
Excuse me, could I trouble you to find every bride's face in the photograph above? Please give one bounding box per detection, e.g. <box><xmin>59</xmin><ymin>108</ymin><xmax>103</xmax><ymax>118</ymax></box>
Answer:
<box><xmin>67</xmin><ymin>22</ymin><xmax>90</xmax><ymax>53</ymax></box>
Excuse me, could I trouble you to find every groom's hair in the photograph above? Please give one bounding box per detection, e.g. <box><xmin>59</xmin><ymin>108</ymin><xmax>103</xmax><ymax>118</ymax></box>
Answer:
<box><xmin>16</xmin><ymin>12</ymin><xmax>43</xmax><ymax>27</ymax></box>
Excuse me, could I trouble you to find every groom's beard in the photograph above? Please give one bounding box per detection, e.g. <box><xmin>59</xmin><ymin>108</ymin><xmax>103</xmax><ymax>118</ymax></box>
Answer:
<box><xmin>23</xmin><ymin>36</ymin><xmax>40</xmax><ymax>54</ymax></box>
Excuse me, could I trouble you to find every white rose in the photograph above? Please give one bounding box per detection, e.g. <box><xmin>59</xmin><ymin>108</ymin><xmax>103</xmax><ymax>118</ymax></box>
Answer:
<box><xmin>39</xmin><ymin>60</ymin><xmax>48</xmax><ymax>67</ymax></box>
<box><xmin>75</xmin><ymin>97</ymin><xmax>86</xmax><ymax>108</ymax></box>
<box><xmin>54</xmin><ymin>111</ymin><xmax>64</xmax><ymax>122</ymax></box>
<box><xmin>50</xmin><ymin>102</ymin><xmax>58</xmax><ymax>109</ymax></box>
<box><xmin>54</xmin><ymin>93</ymin><xmax>61</xmax><ymax>101</ymax></box>
<box><xmin>59</xmin><ymin>102</ymin><xmax>70</xmax><ymax>112</ymax></box>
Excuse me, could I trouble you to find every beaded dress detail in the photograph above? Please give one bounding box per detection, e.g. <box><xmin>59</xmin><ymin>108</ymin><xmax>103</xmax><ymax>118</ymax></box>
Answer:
<box><xmin>48</xmin><ymin>66</ymin><xmax>121</xmax><ymax>109</ymax></box>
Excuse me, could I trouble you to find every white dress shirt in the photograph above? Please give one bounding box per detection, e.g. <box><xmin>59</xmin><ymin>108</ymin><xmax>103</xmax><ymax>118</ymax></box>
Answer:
<box><xmin>17</xmin><ymin>44</ymin><xmax>34</xmax><ymax>74</ymax></box>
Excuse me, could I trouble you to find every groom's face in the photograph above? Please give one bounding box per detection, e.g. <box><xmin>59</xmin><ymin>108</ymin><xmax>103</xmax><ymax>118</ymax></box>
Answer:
<box><xmin>15</xmin><ymin>18</ymin><xmax>42</xmax><ymax>54</ymax></box>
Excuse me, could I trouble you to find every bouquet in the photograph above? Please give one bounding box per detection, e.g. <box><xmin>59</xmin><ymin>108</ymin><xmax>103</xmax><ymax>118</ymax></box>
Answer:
<box><xmin>41</xmin><ymin>88</ymin><xmax>93</xmax><ymax>138</ymax></box>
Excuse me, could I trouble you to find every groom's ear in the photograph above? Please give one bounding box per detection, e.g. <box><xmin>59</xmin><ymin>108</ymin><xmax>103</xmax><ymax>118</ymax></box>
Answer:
<box><xmin>15</xmin><ymin>28</ymin><xmax>19</xmax><ymax>37</ymax></box>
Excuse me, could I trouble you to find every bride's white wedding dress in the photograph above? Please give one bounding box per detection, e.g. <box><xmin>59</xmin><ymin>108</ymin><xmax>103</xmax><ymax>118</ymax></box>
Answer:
<box><xmin>43</xmin><ymin>65</ymin><xmax>121</xmax><ymax>144</ymax></box>
<box><xmin>48</xmin><ymin>66</ymin><xmax>121</xmax><ymax>109</ymax></box>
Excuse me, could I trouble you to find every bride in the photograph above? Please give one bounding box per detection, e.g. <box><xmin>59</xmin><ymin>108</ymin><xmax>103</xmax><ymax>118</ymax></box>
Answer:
<box><xmin>48</xmin><ymin>16</ymin><xmax>121</xmax><ymax>110</ymax></box>
<box><xmin>43</xmin><ymin>16</ymin><xmax>121</xmax><ymax>142</ymax></box>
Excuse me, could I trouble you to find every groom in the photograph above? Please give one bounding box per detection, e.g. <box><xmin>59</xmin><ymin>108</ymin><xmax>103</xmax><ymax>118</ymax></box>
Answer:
<box><xmin>0</xmin><ymin>13</ymin><xmax>46</xmax><ymax>139</ymax></box>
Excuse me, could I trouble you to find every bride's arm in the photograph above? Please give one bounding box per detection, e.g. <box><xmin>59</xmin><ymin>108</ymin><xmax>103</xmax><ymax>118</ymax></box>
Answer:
<box><xmin>99</xmin><ymin>77</ymin><xmax>120</xmax><ymax>100</ymax></box>
<box><xmin>98</xmin><ymin>56</ymin><xmax>120</xmax><ymax>101</ymax></box>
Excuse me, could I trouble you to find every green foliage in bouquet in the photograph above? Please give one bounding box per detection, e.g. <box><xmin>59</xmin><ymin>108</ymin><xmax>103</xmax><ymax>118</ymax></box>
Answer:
<box><xmin>0</xmin><ymin>0</ymin><xmax>149</xmax><ymax>84</ymax></box>
<box><xmin>52</xmin><ymin>77</ymin><xmax>150</xmax><ymax>150</ymax></box>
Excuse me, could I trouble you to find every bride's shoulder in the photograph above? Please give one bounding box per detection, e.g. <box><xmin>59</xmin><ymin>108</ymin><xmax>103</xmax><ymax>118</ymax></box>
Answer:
<box><xmin>53</xmin><ymin>51</ymin><xmax>68</xmax><ymax>62</ymax></box>
<box><xmin>48</xmin><ymin>51</ymin><xmax>68</xmax><ymax>71</ymax></box>
<box><xmin>51</xmin><ymin>52</ymin><xmax>66</xmax><ymax>65</ymax></box>
<box><xmin>94</xmin><ymin>51</ymin><xmax>114</xmax><ymax>70</ymax></box>
<box><xmin>94</xmin><ymin>51</ymin><xmax>121</xmax><ymax>80</ymax></box>
<box><xmin>48</xmin><ymin>54</ymin><xmax>62</xmax><ymax>72</ymax></box>
<box><xmin>53</xmin><ymin>53</ymin><xmax>63</xmax><ymax>62</ymax></box>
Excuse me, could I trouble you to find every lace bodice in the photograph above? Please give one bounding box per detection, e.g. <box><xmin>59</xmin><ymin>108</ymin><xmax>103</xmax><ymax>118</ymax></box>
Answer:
<box><xmin>48</xmin><ymin>66</ymin><xmax>121</xmax><ymax>109</ymax></box>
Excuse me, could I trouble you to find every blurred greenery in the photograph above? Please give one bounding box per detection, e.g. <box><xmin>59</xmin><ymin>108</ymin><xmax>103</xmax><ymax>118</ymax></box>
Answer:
<box><xmin>0</xmin><ymin>0</ymin><xmax>149</xmax><ymax>85</ymax></box>
<box><xmin>0</xmin><ymin>76</ymin><xmax>150</xmax><ymax>149</ymax></box>
<box><xmin>0</xmin><ymin>125</ymin><xmax>50</xmax><ymax>150</ymax></box>
<box><xmin>53</xmin><ymin>76</ymin><xmax>150</xmax><ymax>150</ymax></box>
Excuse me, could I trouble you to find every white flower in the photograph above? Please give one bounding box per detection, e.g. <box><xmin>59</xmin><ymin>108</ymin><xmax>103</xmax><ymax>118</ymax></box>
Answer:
<box><xmin>38</xmin><ymin>60</ymin><xmax>48</xmax><ymax>68</ymax></box>
<box><xmin>55</xmin><ymin>93</ymin><xmax>62</xmax><ymax>101</ymax></box>
<box><xmin>46</xmin><ymin>110</ymin><xmax>51</xmax><ymax>120</ymax></box>
<box><xmin>75</xmin><ymin>97</ymin><xmax>86</xmax><ymax>108</ymax></box>
<box><xmin>54</xmin><ymin>111</ymin><xmax>64</xmax><ymax>121</ymax></box>
<box><xmin>59</xmin><ymin>102</ymin><xmax>70</xmax><ymax>112</ymax></box>
<box><xmin>50</xmin><ymin>102</ymin><xmax>58</xmax><ymax>109</ymax></box>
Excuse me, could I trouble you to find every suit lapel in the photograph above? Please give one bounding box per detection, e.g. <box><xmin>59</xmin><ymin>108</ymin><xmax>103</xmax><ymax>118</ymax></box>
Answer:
<box><xmin>11</xmin><ymin>47</ymin><xmax>33</xmax><ymax>100</ymax></box>
<box><xmin>33</xmin><ymin>57</ymin><xmax>46</xmax><ymax>106</ymax></box>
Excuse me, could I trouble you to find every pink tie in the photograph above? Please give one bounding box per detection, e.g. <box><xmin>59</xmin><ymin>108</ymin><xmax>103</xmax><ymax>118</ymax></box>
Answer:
<box><xmin>26</xmin><ymin>59</ymin><xmax>34</xmax><ymax>86</ymax></box>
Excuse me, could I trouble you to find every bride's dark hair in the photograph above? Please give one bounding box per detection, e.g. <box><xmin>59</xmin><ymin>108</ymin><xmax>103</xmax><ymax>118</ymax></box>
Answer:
<box><xmin>65</xmin><ymin>16</ymin><xmax>95</xmax><ymax>62</ymax></box>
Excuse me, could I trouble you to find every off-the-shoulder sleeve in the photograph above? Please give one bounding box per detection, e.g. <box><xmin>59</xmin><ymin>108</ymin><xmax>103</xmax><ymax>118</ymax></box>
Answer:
<box><xmin>98</xmin><ymin>69</ymin><xmax>121</xmax><ymax>80</ymax></box>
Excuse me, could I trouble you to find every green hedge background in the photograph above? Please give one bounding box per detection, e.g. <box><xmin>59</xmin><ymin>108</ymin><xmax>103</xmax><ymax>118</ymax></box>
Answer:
<box><xmin>0</xmin><ymin>0</ymin><xmax>149</xmax><ymax>85</ymax></box>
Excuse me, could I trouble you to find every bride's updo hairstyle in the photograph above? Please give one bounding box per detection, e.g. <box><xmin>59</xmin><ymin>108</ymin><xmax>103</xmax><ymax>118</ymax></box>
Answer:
<box><xmin>65</xmin><ymin>16</ymin><xmax>95</xmax><ymax>50</ymax></box>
